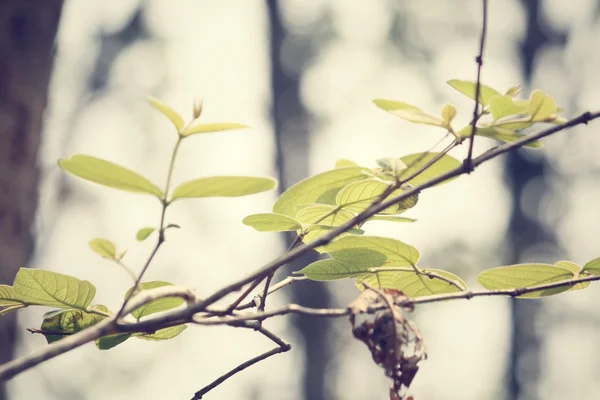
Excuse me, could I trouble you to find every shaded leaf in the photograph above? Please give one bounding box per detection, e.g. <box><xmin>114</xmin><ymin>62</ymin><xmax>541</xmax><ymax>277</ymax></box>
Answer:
<box><xmin>242</xmin><ymin>213</ymin><xmax>301</xmax><ymax>232</ymax></box>
<box><xmin>136</xmin><ymin>227</ymin><xmax>155</xmax><ymax>242</ymax></box>
<box><xmin>134</xmin><ymin>324</ymin><xmax>187</xmax><ymax>341</ymax></box>
<box><xmin>356</xmin><ymin>268</ymin><xmax>466</xmax><ymax>297</ymax></box>
<box><xmin>336</xmin><ymin>179</ymin><xmax>417</xmax><ymax>214</ymax></box>
<box><xmin>89</xmin><ymin>238</ymin><xmax>117</xmax><ymax>260</ymax></box>
<box><xmin>447</xmin><ymin>79</ymin><xmax>501</xmax><ymax>106</ymax></box>
<box><xmin>488</xmin><ymin>119</ymin><xmax>534</xmax><ymax>131</ymax></box>
<box><xmin>299</xmin><ymin>258</ymin><xmax>366</xmax><ymax>280</ymax></box>
<box><xmin>96</xmin><ymin>333</ymin><xmax>132</xmax><ymax>350</ymax></box>
<box><xmin>335</xmin><ymin>159</ymin><xmax>359</xmax><ymax>168</ymax></box>
<box><xmin>59</xmin><ymin>155</ymin><xmax>163</xmax><ymax>197</ymax></box>
<box><xmin>398</xmin><ymin>152</ymin><xmax>462</xmax><ymax>186</ymax></box>
<box><xmin>324</xmin><ymin>236</ymin><xmax>420</xmax><ymax>268</ymax></box>
<box><xmin>477</xmin><ymin>264</ymin><xmax>574</xmax><ymax>298</ymax></box>
<box><xmin>40</xmin><ymin>306</ymin><xmax>108</xmax><ymax>344</ymax></box>
<box><xmin>13</xmin><ymin>268</ymin><xmax>96</xmax><ymax>310</ymax></box>
<box><xmin>273</xmin><ymin>167</ymin><xmax>371</xmax><ymax>217</ymax></box>
<box><xmin>373</xmin><ymin>99</ymin><xmax>444</xmax><ymax>127</ymax></box>
<box><xmin>171</xmin><ymin>176</ymin><xmax>276</xmax><ymax>200</ymax></box>
<box><xmin>458</xmin><ymin>126</ymin><xmax>543</xmax><ymax>148</ymax></box>
<box><xmin>125</xmin><ymin>281</ymin><xmax>185</xmax><ymax>320</ymax></box>
<box><xmin>295</xmin><ymin>204</ymin><xmax>357</xmax><ymax>244</ymax></box>
<box><xmin>182</xmin><ymin>123</ymin><xmax>249</xmax><ymax>137</ymax></box>
<box><xmin>147</xmin><ymin>96</ymin><xmax>185</xmax><ymax>133</ymax></box>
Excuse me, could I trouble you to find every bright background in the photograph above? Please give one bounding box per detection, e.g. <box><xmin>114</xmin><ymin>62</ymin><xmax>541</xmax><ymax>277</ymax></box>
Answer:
<box><xmin>9</xmin><ymin>0</ymin><xmax>600</xmax><ymax>399</ymax></box>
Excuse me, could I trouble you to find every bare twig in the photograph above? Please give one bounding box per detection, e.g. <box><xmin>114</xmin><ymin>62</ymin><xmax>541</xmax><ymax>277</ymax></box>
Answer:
<box><xmin>236</xmin><ymin>276</ymin><xmax>308</xmax><ymax>311</ymax></box>
<box><xmin>465</xmin><ymin>0</ymin><xmax>489</xmax><ymax>170</ymax></box>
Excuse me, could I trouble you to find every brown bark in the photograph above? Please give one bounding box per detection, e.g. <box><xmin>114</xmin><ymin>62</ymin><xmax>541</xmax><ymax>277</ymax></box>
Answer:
<box><xmin>0</xmin><ymin>0</ymin><xmax>63</xmax><ymax>397</ymax></box>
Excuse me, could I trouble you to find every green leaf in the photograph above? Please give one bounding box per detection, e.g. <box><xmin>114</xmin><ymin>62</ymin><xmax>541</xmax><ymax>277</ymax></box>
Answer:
<box><xmin>335</xmin><ymin>179</ymin><xmax>417</xmax><ymax>214</ymax></box>
<box><xmin>125</xmin><ymin>281</ymin><xmax>185</xmax><ymax>320</ymax></box>
<box><xmin>373</xmin><ymin>99</ymin><xmax>444</xmax><ymax>127</ymax></box>
<box><xmin>324</xmin><ymin>236</ymin><xmax>420</xmax><ymax>269</ymax></box>
<box><xmin>0</xmin><ymin>305</ymin><xmax>26</xmax><ymax>317</ymax></box>
<box><xmin>583</xmin><ymin>257</ymin><xmax>600</xmax><ymax>275</ymax></box>
<box><xmin>242</xmin><ymin>213</ymin><xmax>301</xmax><ymax>232</ymax></box>
<box><xmin>488</xmin><ymin>95</ymin><xmax>528</xmax><ymax>120</ymax></box>
<box><xmin>441</xmin><ymin>104</ymin><xmax>457</xmax><ymax>126</ymax></box>
<box><xmin>458</xmin><ymin>126</ymin><xmax>543</xmax><ymax>148</ymax></box>
<box><xmin>295</xmin><ymin>204</ymin><xmax>357</xmax><ymax>244</ymax></box>
<box><xmin>88</xmin><ymin>238</ymin><xmax>117</xmax><ymax>260</ymax></box>
<box><xmin>181</xmin><ymin>123</ymin><xmax>249</xmax><ymax>137</ymax></box>
<box><xmin>398</xmin><ymin>152</ymin><xmax>462</xmax><ymax>186</ymax></box>
<box><xmin>447</xmin><ymin>79</ymin><xmax>501</xmax><ymax>106</ymax></box>
<box><xmin>171</xmin><ymin>176</ymin><xmax>276</xmax><ymax>200</ymax></box>
<box><xmin>356</xmin><ymin>268</ymin><xmax>466</xmax><ymax>297</ymax></box>
<box><xmin>13</xmin><ymin>268</ymin><xmax>96</xmax><ymax>310</ymax></box>
<box><xmin>134</xmin><ymin>325</ymin><xmax>187</xmax><ymax>341</ymax></box>
<box><xmin>528</xmin><ymin>90</ymin><xmax>558</xmax><ymax>121</ymax></box>
<box><xmin>299</xmin><ymin>259</ymin><xmax>366</xmax><ymax>280</ymax></box>
<box><xmin>59</xmin><ymin>155</ymin><xmax>163</xmax><ymax>197</ymax></box>
<box><xmin>0</xmin><ymin>285</ymin><xmax>27</xmax><ymax>316</ymax></box>
<box><xmin>147</xmin><ymin>96</ymin><xmax>185</xmax><ymax>133</ymax></box>
<box><xmin>335</xmin><ymin>159</ymin><xmax>359</xmax><ymax>168</ymax></box>
<box><xmin>273</xmin><ymin>167</ymin><xmax>371</xmax><ymax>217</ymax></box>
<box><xmin>365</xmin><ymin>216</ymin><xmax>417</xmax><ymax>223</ymax></box>
<box><xmin>136</xmin><ymin>227</ymin><xmax>155</xmax><ymax>242</ymax></box>
<box><xmin>505</xmin><ymin>85</ymin><xmax>522</xmax><ymax>97</ymax></box>
<box><xmin>476</xmin><ymin>264</ymin><xmax>574</xmax><ymax>298</ymax></box>
<box><xmin>555</xmin><ymin>261</ymin><xmax>589</xmax><ymax>291</ymax></box>
<box><xmin>489</xmin><ymin>118</ymin><xmax>535</xmax><ymax>131</ymax></box>
<box><xmin>40</xmin><ymin>306</ymin><xmax>108</xmax><ymax>344</ymax></box>
<box><xmin>96</xmin><ymin>333</ymin><xmax>132</xmax><ymax>350</ymax></box>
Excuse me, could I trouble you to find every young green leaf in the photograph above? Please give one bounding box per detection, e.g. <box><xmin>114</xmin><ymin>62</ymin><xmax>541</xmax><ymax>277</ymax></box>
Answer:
<box><xmin>96</xmin><ymin>333</ymin><xmax>132</xmax><ymax>350</ymax></box>
<box><xmin>582</xmin><ymin>257</ymin><xmax>600</xmax><ymax>275</ymax></box>
<box><xmin>273</xmin><ymin>167</ymin><xmax>371</xmax><ymax>217</ymax></box>
<box><xmin>134</xmin><ymin>325</ymin><xmax>187</xmax><ymax>341</ymax></box>
<box><xmin>59</xmin><ymin>155</ymin><xmax>163</xmax><ymax>197</ymax></box>
<box><xmin>528</xmin><ymin>90</ymin><xmax>558</xmax><ymax>121</ymax></box>
<box><xmin>295</xmin><ymin>204</ymin><xmax>357</xmax><ymax>244</ymax></box>
<box><xmin>124</xmin><ymin>281</ymin><xmax>185</xmax><ymax>320</ymax></box>
<box><xmin>488</xmin><ymin>118</ymin><xmax>535</xmax><ymax>131</ymax></box>
<box><xmin>335</xmin><ymin>179</ymin><xmax>417</xmax><ymax>214</ymax></box>
<box><xmin>181</xmin><ymin>123</ymin><xmax>249</xmax><ymax>137</ymax></box>
<box><xmin>299</xmin><ymin>258</ymin><xmax>367</xmax><ymax>280</ymax></box>
<box><xmin>373</xmin><ymin>99</ymin><xmax>444</xmax><ymax>127</ymax></box>
<box><xmin>446</xmin><ymin>79</ymin><xmax>501</xmax><ymax>106</ymax></box>
<box><xmin>171</xmin><ymin>176</ymin><xmax>276</xmax><ymax>200</ymax></box>
<box><xmin>365</xmin><ymin>215</ymin><xmax>417</xmax><ymax>223</ymax></box>
<box><xmin>555</xmin><ymin>261</ymin><xmax>589</xmax><ymax>291</ymax></box>
<box><xmin>398</xmin><ymin>152</ymin><xmax>462</xmax><ymax>186</ymax></box>
<box><xmin>0</xmin><ymin>285</ymin><xmax>27</xmax><ymax>316</ymax></box>
<box><xmin>488</xmin><ymin>95</ymin><xmax>527</xmax><ymax>120</ymax></box>
<box><xmin>335</xmin><ymin>159</ymin><xmax>359</xmax><ymax>168</ymax></box>
<box><xmin>136</xmin><ymin>227</ymin><xmax>155</xmax><ymax>241</ymax></box>
<box><xmin>13</xmin><ymin>268</ymin><xmax>96</xmax><ymax>310</ymax></box>
<box><xmin>88</xmin><ymin>238</ymin><xmax>117</xmax><ymax>260</ymax></box>
<box><xmin>147</xmin><ymin>96</ymin><xmax>185</xmax><ymax>133</ymax></box>
<box><xmin>356</xmin><ymin>268</ymin><xmax>466</xmax><ymax>297</ymax></box>
<box><xmin>324</xmin><ymin>236</ymin><xmax>420</xmax><ymax>268</ymax></box>
<box><xmin>242</xmin><ymin>213</ymin><xmax>302</xmax><ymax>232</ymax></box>
<box><xmin>476</xmin><ymin>264</ymin><xmax>574</xmax><ymax>298</ymax></box>
<box><xmin>505</xmin><ymin>85</ymin><xmax>522</xmax><ymax>97</ymax></box>
<box><xmin>39</xmin><ymin>306</ymin><xmax>108</xmax><ymax>344</ymax></box>
<box><xmin>458</xmin><ymin>126</ymin><xmax>543</xmax><ymax>148</ymax></box>
<box><xmin>441</xmin><ymin>104</ymin><xmax>457</xmax><ymax>126</ymax></box>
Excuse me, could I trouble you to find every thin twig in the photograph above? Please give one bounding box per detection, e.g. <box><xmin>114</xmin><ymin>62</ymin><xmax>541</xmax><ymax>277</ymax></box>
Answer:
<box><xmin>465</xmin><ymin>0</ymin><xmax>489</xmax><ymax>170</ymax></box>
<box><xmin>236</xmin><ymin>276</ymin><xmax>308</xmax><ymax>311</ymax></box>
<box><xmin>225</xmin><ymin>277</ymin><xmax>265</xmax><ymax>312</ymax></box>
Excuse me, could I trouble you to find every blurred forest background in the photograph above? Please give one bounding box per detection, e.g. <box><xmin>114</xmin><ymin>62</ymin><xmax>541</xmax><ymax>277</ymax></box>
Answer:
<box><xmin>1</xmin><ymin>0</ymin><xmax>600</xmax><ymax>399</ymax></box>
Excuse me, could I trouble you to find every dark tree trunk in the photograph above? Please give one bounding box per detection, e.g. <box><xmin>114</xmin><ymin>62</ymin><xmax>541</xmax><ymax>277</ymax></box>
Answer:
<box><xmin>505</xmin><ymin>1</ymin><xmax>566</xmax><ymax>399</ymax></box>
<box><xmin>0</xmin><ymin>0</ymin><xmax>63</xmax><ymax>398</ymax></box>
<box><xmin>266</xmin><ymin>1</ymin><xmax>332</xmax><ymax>399</ymax></box>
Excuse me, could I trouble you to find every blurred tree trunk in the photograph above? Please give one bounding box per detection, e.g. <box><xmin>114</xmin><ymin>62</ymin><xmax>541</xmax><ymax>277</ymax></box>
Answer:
<box><xmin>0</xmin><ymin>0</ymin><xmax>63</xmax><ymax>398</ymax></box>
<box><xmin>505</xmin><ymin>1</ymin><xmax>566</xmax><ymax>399</ymax></box>
<box><xmin>267</xmin><ymin>1</ymin><xmax>332</xmax><ymax>399</ymax></box>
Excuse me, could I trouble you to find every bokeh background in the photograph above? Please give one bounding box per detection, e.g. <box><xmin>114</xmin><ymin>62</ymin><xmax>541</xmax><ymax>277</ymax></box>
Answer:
<box><xmin>2</xmin><ymin>0</ymin><xmax>600</xmax><ymax>399</ymax></box>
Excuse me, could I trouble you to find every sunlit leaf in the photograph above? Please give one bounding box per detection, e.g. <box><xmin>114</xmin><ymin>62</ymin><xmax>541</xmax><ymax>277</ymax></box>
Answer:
<box><xmin>134</xmin><ymin>325</ymin><xmax>187</xmax><ymax>341</ymax></box>
<box><xmin>365</xmin><ymin>215</ymin><xmax>417</xmax><ymax>223</ymax></box>
<box><xmin>59</xmin><ymin>155</ymin><xmax>163</xmax><ymax>197</ymax></box>
<box><xmin>0</xmin><ymin>305</ymin><xmax>26</xmax><ymax>317</ymax></box>
<box><xmin>324</xmin><ymin>236</ymin><xmax>420</xmax><ymax>269</ymax></box>
<box><xmin>528</xmin><ymin>90</ymin><xmax>558</xmax><ymax>121</ymax></box>
<box><xmin>88</xmin><ymin>238</ymin><xmax>117</xmax><ymax>260</ymax></box>
<box><xmin>147</xmin><ymin>96</ymin><xmax>185</xmax><ymax>133</ymax></box>
<box><xmin>555</xmin><ymin>261</ymin><xmax>589</xmax><ymax>291</ymax></box>
<box><xmin>356</xmin><ymin>268</ymin><xmax>466</xmax><ymax>297</ymax></box>
<box><xmin>13</xmin><ymin>268</ymin><xmax>96</xmax><ymax>310</ymax></box>
<box><xmin>299</xmin><ymin>258</ymin><xmax>366</xmax><ymax>280</ymax></box>
<box><xmin>476</xmin><ymin>264</ymin><xmax>574</xmax><ymax>298</ymax></box>
<box><xmin>125</xmin><ymin>281</ymin><xmax>185</xmax><ymax>320</ymax></box>
<box><xmin>373</xmin><ymin>99</ymin><xmax>444</xmax><ymax>127</ymax></box>
<box><xmin>505</xmin><ymin>85</ymin><xmax>522</xmax><ymax>97</ymax></box>
<box><xmin>488</xmin><ymin>95</ymin><xmax>528</xmax><ymax>120</ymax></box>
<box><xmin>441</xmin><ymin>104</ymin><xmax>457</xmax><ymax>126</ymax></box>
<box><xmin>136</xmin><ymin>227</ymin><xmax>155</xmax><ymax>242</ymax></box>
<box><xmin>96</xmin><ymin>333</ymin><xmax>132</xmax><ymax>350</ymax></box>
<box><xmin>335</xmin><ymin>179</ymin><xmax>417</xmax><ymax>214</ymax></box>
<box><xmin>40</xmin><ymin>306</ymin><xmax>108</xmax><ymax>344</ymax></box>
<box><xmin>295</xmin><ymin>204</ymin><xmax>357</xmax><ymax>244</ymax></box>
<box><xmin>488</xmin><ymin>119</ymin><xmax>534</xmax><ymax>131</ymax></box>
<box><xmin>273</xmin><ymin>167</ymin><xmax>371</xmax><ymax>217</ymax></box>
<box><xmin>335</xmin><ymin>159</ymin><xmax>359</xmax><ymax>168</ymax></box>
<box><xmin>398</xmin><ymin>152</ymin><xmax>462</xmax><ymax>186</ymax></box>
<box><xmin>583</xmin><ymin>257</ymin><xmax>600</xmax><ymax>275</ymax></box>
<box><xmin>458</xmin><ymin>126</ymin><xmax>543</xmax><ymax>148</ymax></box>
<box><xmin>171</xmin><ymin>176</ymin><xmax>276</xmax><ymax>200</ymax></box>
<box><xmin>447</xmin><ymin>79</ymin><xmax>501</xmax><ymax>106</ymax></box>
<box><xmin>242</xmin><ymin>213</ymin><xmax>301</xmax><ymax>232</ymax></box>
<box><xmin>0</xmin><ymin>285</ymin><xmax>27</xmax><ymax>316</ymax></box>
<box><xmin>182</xmin><ymin>123</ymin><xmax>249</xmax><ymax>137</ymax></box>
